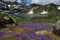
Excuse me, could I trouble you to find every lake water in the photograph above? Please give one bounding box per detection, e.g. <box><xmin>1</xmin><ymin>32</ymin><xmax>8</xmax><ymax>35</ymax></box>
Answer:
<box><xmin>11</xmin><ymin>13</ymin><xmax>49</xmax><ymax>18</ymax></box>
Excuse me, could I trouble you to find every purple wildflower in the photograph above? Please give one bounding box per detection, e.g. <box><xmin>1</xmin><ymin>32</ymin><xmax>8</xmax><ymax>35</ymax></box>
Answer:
<box><xmin>0</xmin><ymin>32</ymin><xmax>5</xmax><ymax>38</ymax></box>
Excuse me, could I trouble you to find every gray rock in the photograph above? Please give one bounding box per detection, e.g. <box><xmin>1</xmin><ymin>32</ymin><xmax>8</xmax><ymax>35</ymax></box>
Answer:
<box><xmin>55</xmin><ymin>20</ymin><xmax>60</xmax><ymax>29</ymax></box>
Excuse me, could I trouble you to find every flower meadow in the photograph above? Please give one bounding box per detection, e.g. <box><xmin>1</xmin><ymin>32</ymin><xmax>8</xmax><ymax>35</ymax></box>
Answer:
<box><xmin>0</xmin><ymin>22</ymin><xmax>59</xmax><ymax>40</ymax></box>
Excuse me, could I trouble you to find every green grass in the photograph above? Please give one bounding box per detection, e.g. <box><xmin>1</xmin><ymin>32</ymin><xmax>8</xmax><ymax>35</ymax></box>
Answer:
<box><xmin>12</xmin><ymin>16</ymin><xmax>60</xmax><ymax>23</ymax></box>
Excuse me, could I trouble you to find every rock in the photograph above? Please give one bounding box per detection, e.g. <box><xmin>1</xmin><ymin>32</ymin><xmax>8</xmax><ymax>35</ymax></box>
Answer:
<box><xmin>0</xmin><ymin>13</ymin><xmax>17</xmax><ymax>28</ymax></box>
<box><xmin>35</xmin><ymin>30</ymin><xmax>51</xmax><ymax>35</ymax></box>
<box><xmin>52</xmin><ymin>20</ymin><xmax>60</xmax><ymax>36</ymax></box>
<box><xmin>55</xmin><ymin>20</ymin><xmax>60</xmax><ymax>29</ymax></box>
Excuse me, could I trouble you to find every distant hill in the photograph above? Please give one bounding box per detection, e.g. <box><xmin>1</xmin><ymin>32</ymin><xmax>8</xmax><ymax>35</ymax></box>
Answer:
<box><xmin>45</xmin><ymin>3</ymin><xmax>57</xmax><ymax>6</ymax></box>
<box><xmin>30</xmin><ymin>3</ymin><xmax>42</xmax><ymax>7</ymax></box>
<box><xmin>33</xmin><ymin>3</ymin><xmax>58</xmax><ymax>13</ymax></box>
<box><xmin>0</xmin><ymin>1</ymin><xmax>60</xmax><ymax>15</ymax></box>
<box><xmin>19</xmin><ymin>3</ymin><xmax>60</xmax><ymax>14</ymax></box>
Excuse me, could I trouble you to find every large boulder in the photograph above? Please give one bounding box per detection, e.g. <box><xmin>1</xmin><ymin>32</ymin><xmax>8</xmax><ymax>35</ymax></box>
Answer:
<box><xmin>52</xmin><ymin>20</ymin><xmax>60</xmax><ymax>36</ymax></box>
<box><xmin>0</xmin><ymin>14</ymin><xmax>17</xmax><ymax>28</ymax></box>
<box><xmin>55</xmin><ymin>20</ymin><xmax>60</xmax><ymax>29</ymax></box>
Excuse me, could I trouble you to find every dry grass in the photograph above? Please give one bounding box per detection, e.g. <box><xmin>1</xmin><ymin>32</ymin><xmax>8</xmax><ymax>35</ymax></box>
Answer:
<box><xmin>9</xmin><ymin>25</ymin><xmax>25</xmax><ymax>34</ymax></box>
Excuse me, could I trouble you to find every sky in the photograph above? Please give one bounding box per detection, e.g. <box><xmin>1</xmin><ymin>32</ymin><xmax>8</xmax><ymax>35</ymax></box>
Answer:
<box><xmin>19</xmin><ymin>0</ymin><xmax>60</xmax><ymax>5</ymax></box>
<box><xmin>3</xmin><ymin>0</ymin><xmax>60</xmax><ymax>5</ymax></box>
<box><xmin>31</xmin><ymin>0</ymin><xmax>60</xmax><ymax>5</ymax></box>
